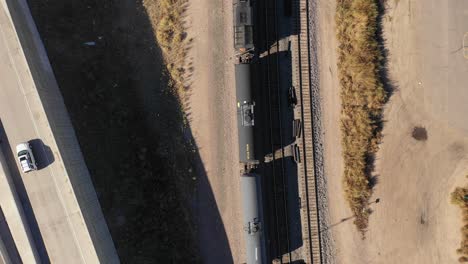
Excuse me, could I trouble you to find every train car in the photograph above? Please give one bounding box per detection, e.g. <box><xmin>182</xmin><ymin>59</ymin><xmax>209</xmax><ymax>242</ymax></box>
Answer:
<box><xmin>234</xmin><ymin>1</ymin><xmax>266</xmax><ymax>263</ymax></box>
<box><xmin>241</xmin><ymin>173</ymin><xmax>265</xmax><ymax>264</ymax></box>
<box><xmin>235</xmin><ymin>63</ymin><xmax>257</xmax><ymax>165</ymax></box>
<box><xmin>233</xmin><ymin>0</ymin><xmax>254</xmax><ymax>53</ymax></box>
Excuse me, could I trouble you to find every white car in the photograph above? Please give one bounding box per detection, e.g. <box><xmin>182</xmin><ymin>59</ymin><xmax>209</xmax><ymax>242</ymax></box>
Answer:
<box><xmin>16</xmin><ymin>142</ymin><xmax>37</xmax><ymax>173</ymax></box>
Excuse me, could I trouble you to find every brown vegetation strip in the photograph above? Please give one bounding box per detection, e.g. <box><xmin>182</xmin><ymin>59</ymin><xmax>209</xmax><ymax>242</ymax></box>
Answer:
<box><xmin>451</xmin><ymin>182</ymin><xmax>468</xmax><ymax>262</ymax></box>
<box><xmin>336</xmin><ymin>0</ymin><xmax>386</xmax><ymax>233</ymax></box>
<box><xmin>145</xmin><ymin>0</ymin><xmax>187</xmax><ymax>97</ymax></box>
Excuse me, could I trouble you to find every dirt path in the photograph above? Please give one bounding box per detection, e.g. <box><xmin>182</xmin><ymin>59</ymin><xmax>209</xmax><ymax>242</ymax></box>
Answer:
<box><xmin>324</xmin><ymin>0</ymin><xmax>468</xmax><ymax>263</ymax></box>
<box><xmin>314</xmin><ymin>0</ymin><xmax>342</xmax><ymax>262</ymax></box>
<box><xmin>184</xmin><ymin>0</ymin><xmax>244</xmax><ymax>263</ymax></box>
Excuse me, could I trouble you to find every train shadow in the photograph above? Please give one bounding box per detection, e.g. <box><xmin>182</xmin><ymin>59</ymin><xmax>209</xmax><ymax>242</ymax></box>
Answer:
<box><xmin>259</xmin><ymin>155</ymin><xmax>303</xmax><ymax>260</ymax></box>
<box><xmin>254</xmin><ymin>0</ymin><xmax>299</xmax><ymax>55</ymax></box>
<box><xmin>252</xmin><ymin>44</ymin><xmax>301</xmax><ymax>262</ymax></box>
<box><xmin>26</xmin><ymin>0</ymin><xmax>232</xmax><ymax>263</ymax></box>
<box><xmin>250</xmin><ymin>0</ymin><xmax>308</xmax><ymax>261</ymax></box>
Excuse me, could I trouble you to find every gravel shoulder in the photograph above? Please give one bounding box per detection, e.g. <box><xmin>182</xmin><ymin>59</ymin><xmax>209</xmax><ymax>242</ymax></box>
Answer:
<box><xmin>184</xmin><ymin>0</ymin><xmax>244</xmax><ymax>263</ymax></box>
<box><xmin>314</xmin><ymin>0</ymin><xmax>357</xmax><ymax>262</ymax></box>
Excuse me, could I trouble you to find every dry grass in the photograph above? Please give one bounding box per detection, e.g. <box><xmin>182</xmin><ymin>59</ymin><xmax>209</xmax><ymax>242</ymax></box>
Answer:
<box><xmin>144</xmin><ymin>0</ymin><xmax>187</xmax><ymax>97</ymax></box>
<box><xmin>452</xmin><ymin>182</ymin><xmax>468</xmax><ymax>262</ymax></box>
<box><xmin>336</xmin><ymin>0</ymin><xmax>387</xmax><ymax>234</ymax></box>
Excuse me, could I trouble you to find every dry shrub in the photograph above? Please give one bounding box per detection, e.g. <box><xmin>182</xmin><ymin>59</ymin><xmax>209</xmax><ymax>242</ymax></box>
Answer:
<box><xmin>452</xmin><ymin>187</ymin><xmax>468</xmax><ymax>206</ymax></box>
<box><xmin>144</xmin><ymin>0</ymin><xmax>187</xmax><ymax>97</ymax></box>
<box><xmin>452</xmin><ymin>184</ymin><xmax>468</xmax><ymax>261</ymax></box>
<box><xmin>412</xmin><ymin>126</ymin><xmax>428</xmax><ymax>141</ymax></box>
<box><xmin>336</xmin><ymin>0</ymin><xmax>386</xmax><ymax>234</ymax></box>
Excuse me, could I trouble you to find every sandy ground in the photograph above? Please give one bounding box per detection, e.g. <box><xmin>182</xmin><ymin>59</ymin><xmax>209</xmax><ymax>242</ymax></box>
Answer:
<box><xmin>314</xmin><ymin>0</ymin><xmax>340</xmax><ymax>262</ymax></box>
<box><xmin>184</xmin><ymin>0</ymin><xmax>244</xmax><ymax>263</ymax></box>
<box><xmin>323</xmin><ymin>0</ymin><xmax>468</xmax><ymax>263</ymax></box>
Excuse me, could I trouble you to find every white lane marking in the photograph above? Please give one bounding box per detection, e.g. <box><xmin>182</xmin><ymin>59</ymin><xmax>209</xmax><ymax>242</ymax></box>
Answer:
<box><xmin>0</xmin><ymin>12</ymin><xmax>87</xmax><ymax>264</ymax></box>
<box><xmin>255</xmin><ymin>247</ymin><xmax>258</xmax><ymax>260</ymax></box>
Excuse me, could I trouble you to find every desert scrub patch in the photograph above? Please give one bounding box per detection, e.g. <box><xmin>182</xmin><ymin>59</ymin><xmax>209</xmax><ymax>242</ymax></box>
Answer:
<box><xmin>412</xmin><ymin>126</ymin><xmax>428</xmax><ymax>141</ymax></box>
<box><xmin>452</xmin><ymin>181</ymin><xmax>468</xmax><ymax>262</ymax></box>
<box><xmin>336</xmin><ymin>0</ymin><xmax>387</xmax><ymax>234</ymax></box>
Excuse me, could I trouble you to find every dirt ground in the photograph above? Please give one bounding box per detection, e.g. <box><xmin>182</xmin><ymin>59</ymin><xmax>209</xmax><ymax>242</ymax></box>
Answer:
<box><xmin>27</xmin><ymin>0</ymin><xmax>245</xmax><ymax>261</ymax></box>
<box><xmin>314</xmin><ymin>0</ymin><xmax>341</xmax><ymax>262</ymax></box>
<box><xmin>184</xmin><ymin>0</ymin><xmax>245</xmax><ymax>263</ymax></box>
<box><xmin>323</xmin><ymin>0</ymin><xmax>468</xmax><ymax>263</ymax></box>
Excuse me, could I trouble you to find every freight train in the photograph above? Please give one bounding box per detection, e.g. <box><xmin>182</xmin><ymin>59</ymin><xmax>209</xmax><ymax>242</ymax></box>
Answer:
<box><xmin>233</xmin><ymin>0</ymin><xmax>266</xmax><ymax>263</ymax></box>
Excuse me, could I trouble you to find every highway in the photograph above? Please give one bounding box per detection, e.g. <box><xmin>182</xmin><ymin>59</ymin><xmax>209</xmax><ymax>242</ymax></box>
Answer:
<box><xmin>0</xmin><ymin>0</ymin><xmax>117</xmax><ymax>263</ymax></box>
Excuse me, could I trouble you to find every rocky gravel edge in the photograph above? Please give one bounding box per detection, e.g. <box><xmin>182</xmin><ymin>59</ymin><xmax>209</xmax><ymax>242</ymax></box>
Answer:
<box><xmin>309</xmin><ymin>0</ymin><xmax>336</xmax><ymax>263</ymax></box>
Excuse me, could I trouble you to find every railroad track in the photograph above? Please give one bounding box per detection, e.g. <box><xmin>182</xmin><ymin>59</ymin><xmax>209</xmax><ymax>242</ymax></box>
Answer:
<box><xmin>255</xmin><ymin>0</ymin><xmax>323</xmax><ymax>262</ymax></box>
<box><xmin>257</xmin><ymin>0</ymin><xmax>293</xmax><ymax>262</ymax></box>
<box><xmin>291</xmin><ymin>0</ymin><xmax>323</xmax><ymax>263</ymax></box>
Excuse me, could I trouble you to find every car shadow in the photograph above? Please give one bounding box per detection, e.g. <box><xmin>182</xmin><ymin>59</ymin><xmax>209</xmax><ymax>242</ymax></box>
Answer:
<box><xmin>28</xmin><ymin>138</ymin><xmax>54</xmax><ymax>170</ymax></box>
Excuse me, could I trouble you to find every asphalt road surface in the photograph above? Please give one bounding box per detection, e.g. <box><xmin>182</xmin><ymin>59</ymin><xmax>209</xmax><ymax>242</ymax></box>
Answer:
<box><xmin>0</xmin><ymin>2</ymin><xmax>101</xmax><ymax>263</ymax></box>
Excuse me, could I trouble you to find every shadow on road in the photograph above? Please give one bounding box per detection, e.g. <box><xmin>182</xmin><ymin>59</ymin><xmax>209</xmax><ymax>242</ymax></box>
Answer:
<box><xmin>0</xmin><ymin>207</ymin><xmax>22</xmax><ymax>263</ymax></box>
<box><xmin>0</xmin><ymin>119</ymin><xmax>51</xmax><ymax>263</ymax></box>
